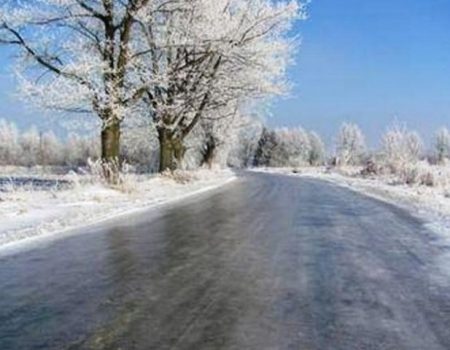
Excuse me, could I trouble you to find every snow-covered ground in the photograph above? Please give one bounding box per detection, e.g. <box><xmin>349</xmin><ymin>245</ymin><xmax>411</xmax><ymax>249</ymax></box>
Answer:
<box><xmin>254</xmin><ymin>166</ymin><xmax>450</xmax><ymax>276</ymax></box>
<box><xmin>254</xmin><ymin>166</ymin><xmax>450</xmax><ymax>224</ymax></box>
<box><xmin>254</xmin><ymin>166</ymin><xmax>450</xmax><ymax>265</ymax></box>
<box><xmin>0</xmin><ymin>168</ymin><xmax>236</xmax><ymax>250</ymax></box>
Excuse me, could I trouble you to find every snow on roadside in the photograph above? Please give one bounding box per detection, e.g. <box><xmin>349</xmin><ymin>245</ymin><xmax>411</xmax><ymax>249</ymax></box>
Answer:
<box><xmin>0</xmin><ymin>169</ymin><xmax>236</xmax><ymax>249</ymax></box>
<box><xmin>252</xmin><ymin>166</ymin><xmax>450</xmax><ymax>237</ymax></box>
<box><xmin>253</xmin><ymin>166</ymin><xmax>450</xmax><ymax>277</ymax></box>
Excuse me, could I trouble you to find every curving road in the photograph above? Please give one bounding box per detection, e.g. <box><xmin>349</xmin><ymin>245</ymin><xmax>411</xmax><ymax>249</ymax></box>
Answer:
<box><xmin>1</xmin><ymin>172</ymin><xmax>450</xmax><ymax>350</ymax></box>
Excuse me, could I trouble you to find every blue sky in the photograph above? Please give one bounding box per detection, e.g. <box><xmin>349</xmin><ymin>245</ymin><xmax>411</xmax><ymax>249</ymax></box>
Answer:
<box><xmin>270</xmin><ymin>0</ymin><xmax>450</xmax><ymax>145</ymax></box>
<box><xmin>1</xmin><ymin>0</ymin><xmax>450</xmax><ymax>146</ymax></box>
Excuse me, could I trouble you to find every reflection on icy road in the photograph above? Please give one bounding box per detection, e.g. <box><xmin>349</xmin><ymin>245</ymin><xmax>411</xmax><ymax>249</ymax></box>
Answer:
<box><xmin>1</xmin><ymin>172</ymin><xmax>450</xmax><ymax>349</ymax></box>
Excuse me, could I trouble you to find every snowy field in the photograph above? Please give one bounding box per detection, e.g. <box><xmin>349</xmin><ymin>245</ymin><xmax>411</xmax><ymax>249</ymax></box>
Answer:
<box><xmin>0</xmin><ymin>167</ymin><xmax>236</xmax><ymax>250</ymax></box>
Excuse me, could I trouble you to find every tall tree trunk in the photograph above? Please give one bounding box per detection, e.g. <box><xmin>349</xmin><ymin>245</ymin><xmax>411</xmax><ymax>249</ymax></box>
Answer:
<box><xmin>158</xmin><ymin>128</ymin><xmax>175</xmax><ymax>172</ymax></box>
<box><xmin>101</xmin><ymin>121</ymin><xmax>121</xmax><ymax>183</ymax></box>
<box><xmin>158</xmin><ymin>128</ymin><xmax>186</xmax><ymax>172</ymax></box>
<box><xmin>173</xmin><ymin>138</ymin><xmax>186</xmax><ymax>169</ymax></box>
<box><xmin>201</xmin><ymin>136</ymin><xmax>217</xmax><ymax>169</ymax></box>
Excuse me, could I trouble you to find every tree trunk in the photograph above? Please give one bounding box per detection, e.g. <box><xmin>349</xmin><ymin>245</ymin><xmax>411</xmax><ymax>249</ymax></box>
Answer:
<box><xmin>201</xmin><ymin>137</ymin><xmax>217</xmax><ymax>169</ymax></box>
<box><xmin>173</xmin><ymin>138</ymin><xmax>186</xmax><ymax>169</ymax></box>
<box><xmin>158</xmin><ymin>128</ymin><xmax>186</xmax><ymax>172</ymax></box>
<box><xmin>101</xmin><ymin>121</ymin><xmax>121</xmax><ymax>183</ymax></box>
<box><xmin>158</xmin><ymin>129</ymin><xmax>175</xmax><ymax>172</ymax></box>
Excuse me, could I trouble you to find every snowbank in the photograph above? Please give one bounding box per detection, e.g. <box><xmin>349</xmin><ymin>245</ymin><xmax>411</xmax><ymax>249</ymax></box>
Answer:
<box><xmin>0</xmin><ymin>169</ymin><xmax>236</xmax><ymax>250</ymax></box>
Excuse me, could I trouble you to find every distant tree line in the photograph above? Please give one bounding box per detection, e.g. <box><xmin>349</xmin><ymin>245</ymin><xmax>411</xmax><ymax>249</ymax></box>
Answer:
<box><xmin>253</xmin><ymin>127</ymin><xmax>325</xmax><ymax>167</ymax></box>
<box><xmin>0</xmin><ymin>120</ymin><xmax>99</xmax><ymax>167</ymax></box>
<box><xmin>2</xmin><ymin>118</ymin><xmax>450</xmax><ymax>182</ymax></box>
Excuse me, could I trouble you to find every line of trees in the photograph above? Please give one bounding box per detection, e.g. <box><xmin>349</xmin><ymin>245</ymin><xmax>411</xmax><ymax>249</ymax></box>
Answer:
<box><xmin>0</xmin><ymin>0</ymin><xmax>304</xmax><ymax>181</ymax></box>
<box><xmin>0</xmin><ymin>120</ymin><xmax>99</xmax><ymax>167</ymax></box>
<box><xmin>2</xmin><ymin>118</ymin><xmax>450</xmax><ymax>175</ymax></box>
<box><xmin>251</xmin><ymin>122</ymin><xmax>450</xmax><ymax>169</ymax></box>
<box><xmin>0</xmin><ymin>116</ymin><xmax>263</xmax><ymax>171</ymax></box>
<box><xmin>253</xmin><ymin>127</ymin><xmax>326</xmax><ymax>167</ymax></box>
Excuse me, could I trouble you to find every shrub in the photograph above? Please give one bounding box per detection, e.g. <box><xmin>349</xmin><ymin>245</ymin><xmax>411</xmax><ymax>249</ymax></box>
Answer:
<box><xmin>381</xmin><ymin>123</ymin><xmax>423</xmax><ymax>174</ymax></box>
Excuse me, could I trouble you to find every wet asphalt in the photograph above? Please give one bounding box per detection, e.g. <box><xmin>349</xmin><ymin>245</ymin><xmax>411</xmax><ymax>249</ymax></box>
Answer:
<box><xmin>1</xmin><ymin>172</ymin><xmax>450</xmax><ymax>350</ymax></box>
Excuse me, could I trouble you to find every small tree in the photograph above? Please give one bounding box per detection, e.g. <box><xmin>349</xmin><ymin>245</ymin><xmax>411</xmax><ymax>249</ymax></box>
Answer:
<box><xmin>435</xmin><ymin>127</ymin><xmax>450</xmax><ymax>164</ymax></box>
<box><xmin>308</xmin><ymin>131</ymin><xmax>326</xmax><ymax>166</ymax></box>
<box><xmin>335</xmin><ymin>123</ymin><xmax>366</xmax><ymax>166</ymax></box>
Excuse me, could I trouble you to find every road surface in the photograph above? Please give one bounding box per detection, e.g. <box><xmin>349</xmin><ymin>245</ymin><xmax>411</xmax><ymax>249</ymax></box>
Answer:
<box><xmin>1</xmin><ymin>172</ymin><xmax>450</xmax><ymax>350</ymax></box>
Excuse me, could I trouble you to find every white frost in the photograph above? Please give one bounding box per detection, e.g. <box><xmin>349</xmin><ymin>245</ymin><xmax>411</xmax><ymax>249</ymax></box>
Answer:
<box><xmin>0</xmin><ymin>168</ymin><xmax>236</xmax><ymax>251</ymax></box>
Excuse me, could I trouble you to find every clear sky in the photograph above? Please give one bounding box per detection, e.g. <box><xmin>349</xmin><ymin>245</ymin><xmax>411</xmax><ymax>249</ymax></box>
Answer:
<box><xmin>1</xmin><ymin>0</ymin><xmax>450</xmax><ymax>146</ymax></box>
<box><xmin>270</xmin><ymin>0</ymin><xmax>450</xmax><ymax>146</ymax></box>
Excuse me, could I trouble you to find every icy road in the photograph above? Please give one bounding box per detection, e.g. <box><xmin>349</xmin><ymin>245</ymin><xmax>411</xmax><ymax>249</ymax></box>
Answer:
<box><xmin>1</xmin><ymin>172</ymin><xmax>450</xmax><ymax>349</ymax></box>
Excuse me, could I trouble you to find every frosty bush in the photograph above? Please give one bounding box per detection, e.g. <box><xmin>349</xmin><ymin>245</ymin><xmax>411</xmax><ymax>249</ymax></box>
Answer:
<box><xmin>81</xmin><ymin>159</ymin><xmax>139</xmax><ymax>192</ymax></box>
<box><xmin>161</xmin><ymin>169</ymin><xmax>199</xmax><ymax>184</ymax></box>
<box><xmin>381</xmin><ymin>123</ymin><xmax>423</xmax><ymax>173</ymax></box>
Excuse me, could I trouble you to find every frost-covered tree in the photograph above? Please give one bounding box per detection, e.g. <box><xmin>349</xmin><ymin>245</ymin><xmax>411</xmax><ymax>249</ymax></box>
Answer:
<box><xmin>39</xmin><ymin>131</ymin><xmax>62</xmax><ymax>166</ymax></box>
<box><xmin>335</xmin><ymin>123</ymin><xmax>366</xmax><ymax>166</ymax></box>
<box><xmin>308</xmin><ymin>131</ymin><xmax>326</xmax><ymax>166</ymax></box>
<box><xmin>0</xmin><ymin>0</ymin><xmax>156</xmax><ymax>179</ymax></box>
<box><xmin>64</xmin><ymin>133</ymin><xmax>100</xmax><ymax>167</ymax></box>
<box><xmin>381</xmin><ymin>123</ymin><xmax>423</xmax><ymax>171</ymax></box>
<box><xmin>271</xmin><ymin>127</ymin><xmax>311</xmax><ymax>167</ymax></box>
<box><xmin>180</xmin><ymin>107</ymin><xmax>241</xmax><ymax>170</ymax></box>
<box><xmin>227</xmin><ymin>116</ymin><xmax>263</xmax><ymax>168</ymax></box>
<box><xmin>134</xmin><ymin>0</ymin><xmax>304</xmax><ymax>171</ymax></box>
<box><xmin>18</xmin><ymin>127</ymin><xmax>41</xmax><ymax>166</ymax></box>
<box><xmin>0</xmin><ymin>119</ymin><xmax>19</xmax><ymax>165</ymax></box>
<box><xmin>198</xmin><ymin>105</ymin><xmax>245</xmax><ymax>169</ymax></box>
<box><xmin>435</xmin><ymin>127</ymin><xmax>450</xmax><ymax>164</ymax></box>
<box><xmin>253</xmin><ymin>127</ymin><xmax>279</xmax><ymax>167</ymax></box>
<box><xmin>0</xmin><ymin>0</ymin><xmax>304</xmax><ymax>174</ymax></box>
